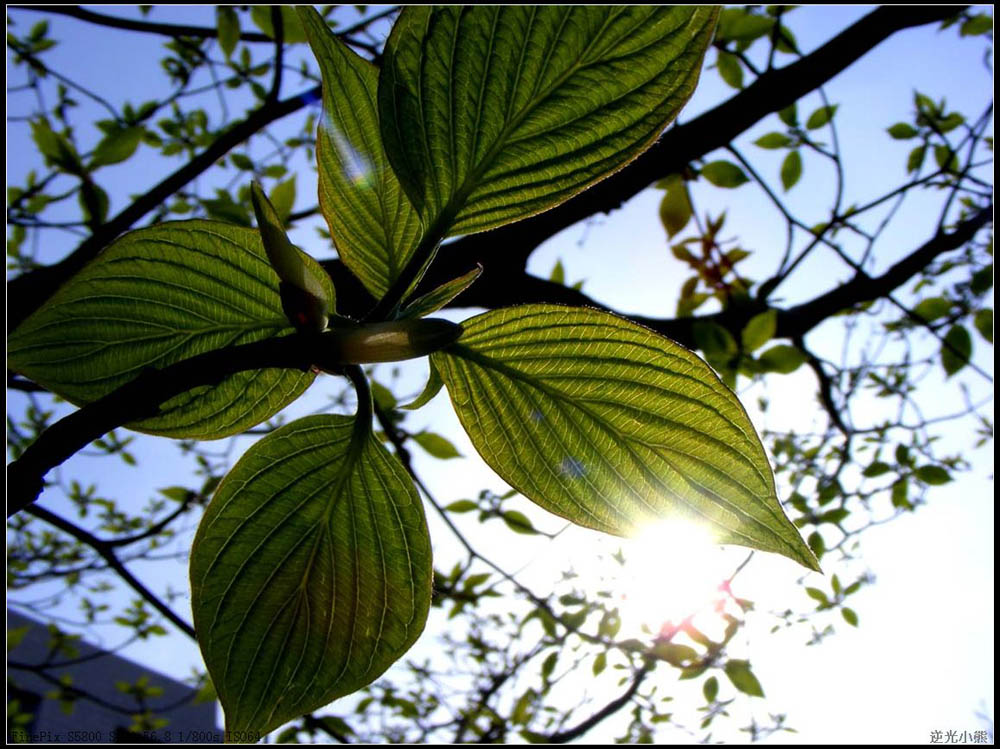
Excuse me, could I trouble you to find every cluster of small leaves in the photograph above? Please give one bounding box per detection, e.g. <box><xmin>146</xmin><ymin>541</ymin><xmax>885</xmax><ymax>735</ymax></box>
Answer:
<box><xmin>444</xmin><ymin>488</ymin><xmax>545</xmax><ymax>538</ymax></box>
<box><xmin>888</xmin><ymin>92</ymin><xmax>970</xmax><ymax>176</ymax></box>
<box><xmin>712</xmin><ymin>6</ymin><xmax>799</xmax><ymax>92</ymax></box>
<box><xmin>752</xmin><ymin>100</ymin><xmax>840</xmax><ymax>191</ymax></box>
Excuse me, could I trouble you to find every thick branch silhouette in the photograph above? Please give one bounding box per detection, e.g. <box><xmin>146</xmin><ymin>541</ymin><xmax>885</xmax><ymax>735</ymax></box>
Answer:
<box><xmin>7</xmin><ymin>206</ymin><xmax>988</xmax><ymax>519</ymax></box>
<box><xmin>402</xmin><ymin>5</ymin><xmax>965</xmax><ymax>313</ymax></box>
<box><xmin>7</xmin><ymin>6</ymin><xmax>961</xmax><ymax>333</ymax></box>
<box><xmin>7</xmin><ymin>335</ymin><xmax>316</xmax><ymax>517</ymax></box>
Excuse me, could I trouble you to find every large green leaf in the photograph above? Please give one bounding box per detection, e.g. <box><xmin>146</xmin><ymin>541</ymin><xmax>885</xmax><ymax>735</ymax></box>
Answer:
<box><xmin>298</xmin><ymin>7</ymin><xmax>423</xmax><ymax>300</ymax></box>
<box><xmin>190</xmin><ymin>414</ymin><xmax>432</xmax><ymax>736</ymax></box>
<box><xmin>7</xmin><ymin>220</ymin><xmax>335</xmax><ymax>438</ymax></box>
<box><xmin>432</xmin><ymin>305</ymin><xmax>818</xmax><ymax>570</ymax></box>
<box><xmin>379</xmin><ymin>6</ymin><xmax>718</xmax><ymax>237</ymax></box>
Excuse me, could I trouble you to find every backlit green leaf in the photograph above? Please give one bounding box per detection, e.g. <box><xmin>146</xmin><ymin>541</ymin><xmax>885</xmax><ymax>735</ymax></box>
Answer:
<box><xmin>652</xmin><ymin>642</ymin><xmax>698</xmax><ymax>666</ymax></box>
<box><xmin>971</xmin><ymin>265</ymin><xmax>993</xmax><ymax>295</ymax></box>
<box><xmin>703</xmin><ymin>676</ymin><xmax>718</xmax><ymax>703</ymax></box>
<box><xmin>907</xmin><ymin>144</ymin><xmax>927</xmax><ymax>174</ymax></box>
<box><xmin>960</xmin><ymin>14</ymin><xmax>993</xmax><ymax>37</ymax></box>
<box><xmin>915</xmin><ymin>465</ymin><xmax>952</xmax><ymax>485</ymax></box>
<box><xmin>780</xmin><ymin>149</ymin><xmax>802</xmax><ymax>191</ymax></box>
<box><xmin>887</xmin><ymin>122</ymin><xmax>919</xmax><ymax>140</ymax></box>
<box><xmin>974</xmin><ymin>309</ymin><xmax>993</xmax><ymax>343</ymax></box>
<box><xmin>445</xmin><ymin>499</ymin><xmax>478</xmax><ymax>513</ymax></box>
<box><xmin>250</xmin><ymin>6</ymin><xmax>307</xmax><ymax>43</ymax></box>
<box><xmin>593</xmin><ymin>651</ymin><xmax>607</xmax><ymax>676</ymax></box>
<box><xmin>251</xmin><ymin>181</ymin><xmax>332</xmax><ymax>332</ymax></box>
<box><xmin>758</xmin><ymin>344</ymin><xmax>806</xmax><ymax>374</ymax></box>
<box><xmin>862</xmin><ymin>462</ymin><xmax>892</xmax><ymax>478</ymax></box>
<box><xmin>715</xmin><ymin>9</ymin><xmax>773</xmax><ymax>43</ymax></box>
<box><xmin>912</xmin><ymin>296</ymin><xmax>951</xmax><ymax>323</ymax></box>
<box><xmin>413</xmin><ymin>431</ymin><xmax>462</xmax><ymax>459</ymax></box>
<box><xmin>30</xmin><ymin>118</ymin><xmax>83</xmax><ymax>174</ymax></box>
<box><xmin>805</xmin><ymin>104</ymin><xmax>838</xmax><ymax>130</ymax></box>
<box><xmin>941</xmin><ymin>324</ymin><xmax>972</xmax><ymax>376</ymax></box>
<box><xmin>379</xmin><ymin>6</ymin><xmax>719</xmax><ymax>237</ymax></box>
<box><xmin>702</xmin><ymin>160</ymin><xmax>750</xmax><ymax>188</ymax></box>
<box><xmin>399</xmin><ymin>267</ymin><xmax>483</xmax><ymax>320</ymax></box>
<box><xmin>7</xmin><ymin>220</ymin><xmax>333</xmax><ymax>438</ymax></box>
<box><xmin>432</xmin><ymin>305</ymin><xmax>819</xmax><ymax>570</ymax></box>
<box><xmin>401</xmin><ymin>361</ymin><xmax>445</xmax><ymax>411</ymax></box>
<box><xmin>754</xmin><ymin>132</ymin><xmax>793</xmax><ymax>149</ymax></box>
<box><xmin>778</xmin><ymin>103</ymin><xmax>798</xmax><ymax>127</ymax></box>
<box><xmin>91</xmin><ymin>125</ymin><xmax>143</xmax><ymax>168</ymax></box>
<box><xmin>724</xmin><ymin>659</ymin><xmax>764</xmax><ymax>697</ymax></box>
<box><xmin>269</xmin><ymin>176</ymin><xmax>296</xmax><ymax>226</ymax></box>
<box><xmin>693</xmin><ymin>321</ymin><xmax>738</xmax><ymax>359</ymax></box>
<box><xmin>741</xmin><ymin>309</ymin><xmax>777</xmax><ymax>352</ymax></box>
<box><xmin>190</xmin><ymin>414</ymin><xmax>431</xmax><ymax>736</ymax></box>
<box><xmin>502</xmin><ymin>510</ymin><xmax>540</xmax><ymax>535</ymax></box>
<box><xmin>299</xmin><ymin>7</ymin><xmax>423</xmax><ymax>300</ymax></box>
<box><xmin>891</xmin><ymin>478</ymin><xmax>911</xmax><ymax>509</ymax></box>
<box><xmin>716</xmin><ymin>50</ymin><xmax>743</xmax><ymax>89</ymax></box>
<box><xmin>216</xmin><ymin>7</ymin><xmax>240</xmax><ymax>60</ymax></box>
<box><xmin>658</xmin><ymin>173</ymin><xmax>693</xmax><ymax>239</ymax></box>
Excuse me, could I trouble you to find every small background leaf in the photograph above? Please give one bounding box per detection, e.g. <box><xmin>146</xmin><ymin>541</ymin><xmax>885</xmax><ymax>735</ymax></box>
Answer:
<box><xmin>250</xmin><ymin>6</ymin><xmax>307</xmax><ymax>43</ymax></box>
<box><xmin>780</xmin><ymin>149</ymin><xmax>802</xmax><ymax>191</ymax></box>
<box><xmin>701</xmin><ymin>160</ymin><xmax>750</xmax><ymax>188</ymax></box>
<box><xmin>216</xmin><ymin>7</ymin><xmax>240</xmax><ymax>60</ymax></box>
<box><xmin>758</xmin><ymin>344</ymin><xmax>806</xmax><ymax>374</ymax></box>
<box><xmin>724</xmin><ymin>659</ymin><xmax>764</xmax><ymax>697</ymax></box>
<box><xmin>413</xmin><ymin>431</ymin><xmax>463</xmax><ymax>459</ymax></box>
<box><xmin>741</xmin><ymin>309</ymin><xmax>777</xmax><ymax>352</ymax></box>
<box><xmin>659</xmin><ymin>173</ymin><xmax>694</xmax><ymax>238</ymax></box>
<box><xmin>941</xmin><ymin>324</ymin><xmax>972</xmax><ymax>376</ymax></box>
<box><xmin>805</xmin><ymin>104</ymin><xmax>838</xmax><ymax>130</ymax></box>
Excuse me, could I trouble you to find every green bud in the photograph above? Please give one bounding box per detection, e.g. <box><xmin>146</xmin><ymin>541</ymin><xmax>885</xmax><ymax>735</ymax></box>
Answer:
<box><xmin>321</xmin><ymin>319</ymin><xmax>462</xmax><ymax>365</ymax></box>
<box><xmin>250</xmin><ymin>181</ymin><xmax>331</xmax><ymax>331</ymax></box>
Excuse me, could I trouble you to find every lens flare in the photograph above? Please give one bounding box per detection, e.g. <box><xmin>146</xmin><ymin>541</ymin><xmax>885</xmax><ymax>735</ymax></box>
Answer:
<box><xmin>617</xmin><ymin>519</ymin><xmax>729</xmax><ymax>631</ymax></box>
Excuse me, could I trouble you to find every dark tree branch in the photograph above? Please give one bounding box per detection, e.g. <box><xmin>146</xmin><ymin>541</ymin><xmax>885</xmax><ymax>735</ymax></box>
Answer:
<box><xmin>14</xmin><ymin>6</ymin><xmax>399</xmax><ymax>44</ymax></box>
<box><xmin>446</xmin><ymin>204</ymin><xmax>993</xmax><ymax>350</ymax></box>
<box><xmin>7</xmin><ymin>5</ymin><xmax>960</xmax><ymax>333</ymax></box>
<box><xmin>8</xmin><ymin>335</ymin><xmax>318</xmax><ymax>517</ymax></box>
<box><xmin>16</xmin><ymin>5</ymin><xmax>273</xmax><ymax>42</ymax></box>
<box><xmin>9</xmin><ymin>207</ymin><xmax>988</xmax><ymax>518</ymax></box>
<box><xmin>546</xmin><ymin>659</ymin><xmax>655</xmax><ymax>743</ymax></box>
<box><xmin>409</xmin><ymin>6</ymin><xmax>965</xmax><ymax>305</ymax></box>
<box><xmin>24</xmin><ymin>505</ymin><xmax>197</xmax><ymax>640</ymax></box>
<box><xmin>776</xmin><ymin>205</ymin><xmax>992</xmax><ymax>341</ymax></box>
<box><xmin>6</xmin><ymin>82</ymin><xmax>322</xmax><ymax>332</ymax></box>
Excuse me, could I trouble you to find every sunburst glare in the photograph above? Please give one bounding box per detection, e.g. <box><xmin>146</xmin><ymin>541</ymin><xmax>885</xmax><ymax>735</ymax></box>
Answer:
<box><xmin>618</xmin><ymin>520</ymin><xmax>729</xmax><ymax>630</ymax></box>
<box><xmin>551</xmin><ymin>518</ymin><xmax>741</xmax><ymax>641</ymax></box>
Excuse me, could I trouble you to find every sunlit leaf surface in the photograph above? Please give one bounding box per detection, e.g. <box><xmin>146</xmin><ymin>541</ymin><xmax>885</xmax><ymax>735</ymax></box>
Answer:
<box><xmin>7</xmin><ymin>221</ymin><xmax>334</xmax><ymax>438</ymax></box>
<box><xmin>299</xmin><ymin>7</ymin><xmax>422</xmax><ymax>300</ymax></box>
<box><xmin>190</xmin><ymin>414</ymin><xmax>432</xmax><ymax>736</ymax></box>
<box><xmin>432</xmin><ymin>305</ymin><xmax>818</xmax><ymax>570</ymax></box>
<box><xmin>379</xmin><ymin>6</ymin><xmax>718</xmax><ymax>236</ymax></box>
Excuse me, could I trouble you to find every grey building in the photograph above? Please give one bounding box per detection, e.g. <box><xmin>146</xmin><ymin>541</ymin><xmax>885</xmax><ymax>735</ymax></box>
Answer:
<box><xmin>7</xmin><ymin>610</ymin><xmax>220</xmax><ymax>743</ymax></box>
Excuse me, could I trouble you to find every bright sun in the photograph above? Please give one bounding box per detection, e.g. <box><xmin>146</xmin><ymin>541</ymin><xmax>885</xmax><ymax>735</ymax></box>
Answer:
<box><xmin>617</xmin><ymin>520</ymin><xmax>731</xmax><ymax>632</ymax></box>
<box><xmin>554</xmin><ymin>518</ymin><xmax>740</xmax><ymax>639</ymax></box>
